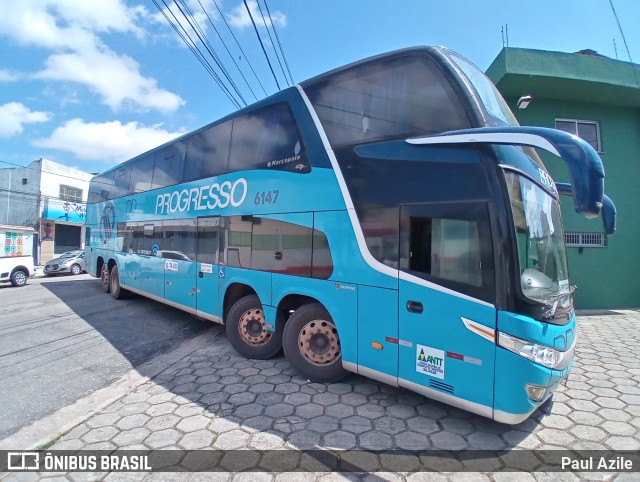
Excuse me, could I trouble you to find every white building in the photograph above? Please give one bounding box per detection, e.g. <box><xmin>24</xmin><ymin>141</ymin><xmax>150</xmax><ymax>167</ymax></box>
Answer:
<box><xmin>0</xmin><ymin>158</ymin><xmax>94</xmax><ymax>264</ymax></box>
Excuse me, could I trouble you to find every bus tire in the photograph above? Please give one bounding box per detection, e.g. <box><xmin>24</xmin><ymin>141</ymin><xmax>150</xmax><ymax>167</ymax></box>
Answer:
<box><xmin>109</xmin><ymin>265</ymin><xmax>126</xmax><ymax>300</ymax></box>
<box><xmin>100</xmin><ymin>264</ymin><xmax>110</xmax><ymax>293</ymax></box>
<box><xmin>282</xmin><ymin>303</ymin><xmax>347</xmax><ymax>383</ymax></box>
<box><xmin>226</xmin><ymin>295</ymin><xmax>282</xmax><ymax>360</ymax></box>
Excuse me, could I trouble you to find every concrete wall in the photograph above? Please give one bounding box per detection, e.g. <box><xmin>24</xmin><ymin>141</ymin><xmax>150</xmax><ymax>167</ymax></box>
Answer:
<box><xmin>0</xmin><ymin>161</ymin><xmax>40</xmax><ymax>227</ymax></box>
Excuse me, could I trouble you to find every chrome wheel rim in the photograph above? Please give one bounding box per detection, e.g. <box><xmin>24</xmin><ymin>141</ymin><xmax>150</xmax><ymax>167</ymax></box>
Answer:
<box><xmin>298</xmin><ymin>319</ymin><xmax>340</xmax><ymax>366</ymax></box>
<box><xmin>14</xmin><ymin>272</ymin><xmax>27</xmax><ymax>285</ymax></box>
<box><xmin>238</xmin><ymin>308</ymin><xmax>271</xmax><ymax>346</ymax></box>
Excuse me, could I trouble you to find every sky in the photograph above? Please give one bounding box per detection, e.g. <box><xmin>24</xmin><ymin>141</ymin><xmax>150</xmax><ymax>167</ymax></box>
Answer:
<box><xmin>1</xmin><ymin>0</ymin><xmax>638</xmax><ymax>175</ymax></box>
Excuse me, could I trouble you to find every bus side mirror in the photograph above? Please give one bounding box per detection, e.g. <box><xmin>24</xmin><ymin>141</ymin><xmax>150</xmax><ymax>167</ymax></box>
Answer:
<box><xmin>407</xmin><ymin>126</ymin><xmax>605</xmax><ymax>219</ymax></box>
<box><xmin>556</xmin><ymin>182</ymin><xmax>616</xmax><ymax>235</ymax></box>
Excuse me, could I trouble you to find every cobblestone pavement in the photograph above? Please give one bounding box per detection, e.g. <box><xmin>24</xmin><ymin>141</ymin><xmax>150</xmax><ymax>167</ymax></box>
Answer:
<box><xmin>8</xmin><ymin>310</ymin><xmax>640</xmax><ymax>480</ymax></box>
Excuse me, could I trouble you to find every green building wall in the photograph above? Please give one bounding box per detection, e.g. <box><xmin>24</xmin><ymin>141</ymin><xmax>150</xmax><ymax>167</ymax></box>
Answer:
<box><xmin>487</xmin><ymin>48</ymin><xmax>640</xmax><ymax>309</ymax></box>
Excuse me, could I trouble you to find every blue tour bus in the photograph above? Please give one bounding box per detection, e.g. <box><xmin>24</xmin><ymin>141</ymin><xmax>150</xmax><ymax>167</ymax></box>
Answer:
<box><xmin>85</xmin><ymin>47</ymin><xmax>615</xmax><ymax>424</ymax></box>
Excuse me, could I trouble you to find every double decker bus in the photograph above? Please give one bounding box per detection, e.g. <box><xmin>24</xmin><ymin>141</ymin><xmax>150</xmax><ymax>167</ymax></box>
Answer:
<box><xmin>85</xmin><ymin>46</ymin><xmax>615</xmax><ymax>424</ymax></box>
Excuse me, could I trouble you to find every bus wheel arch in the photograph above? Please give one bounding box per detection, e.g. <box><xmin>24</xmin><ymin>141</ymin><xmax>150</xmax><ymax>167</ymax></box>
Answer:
<box><xmin>225</xmin><ymin>288</ymin><xmax>282</xmax><ymax>360</ymax></box>
<box><xmin>280</xmin><ymin>298</ymin><xmax>348</xmax><ymax>383</ymax></box>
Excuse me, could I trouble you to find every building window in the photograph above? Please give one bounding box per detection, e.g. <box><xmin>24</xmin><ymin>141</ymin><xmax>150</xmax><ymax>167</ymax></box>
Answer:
<box><xmin>565</xmin><ymin>232</ymin><xmax>606</xmax><ymax>247</ymax></box>
<box><xmin>59</xmin><ymin>184</ymin><xmax>83</xmax><ymax>202</ymax></box>
<box><xmin>555</xmin><ymin>119</ymin><xmax>601</xmax><ymax>152</ymax></box>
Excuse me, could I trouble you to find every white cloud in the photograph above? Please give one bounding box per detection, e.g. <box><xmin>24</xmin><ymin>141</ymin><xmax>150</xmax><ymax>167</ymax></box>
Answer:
<box><xmin>0</xmin><ymin>102</ymin><xmax>51</xmax><ymax>138</ymax></box>
<box><xmin>35</xmin><ymin>48</ymin><xmax>185</xmax><ymax>112</ymax></box>
<box><xmin>0</xmin><ymin>69</ymin><xmax>21</xmax><ymax>82</ymax></box>
<box><xmin>227</xmin><ymin>0</ymin><xmax>286</xmax><ymax>29</ymax></box>
<box><xmin>0</xmin><ymin>0</ymin><xmax>183</xmax><ymax>113</ymax></box>
<box><xmin>33</xmin><ymin>118</ymin><xmax>185</xmax><ymax>164</ymax></box>
<box><xmin>0</xmin><ymin>0</ymin><xmax>143</xmax><ymax>51</ymax></box>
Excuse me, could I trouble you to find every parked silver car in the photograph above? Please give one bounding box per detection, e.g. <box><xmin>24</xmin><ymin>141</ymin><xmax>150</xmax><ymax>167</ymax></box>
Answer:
<box><xmin>44</xmin><ymin>250</ymin><xmax>86</xmax><ymax>276</ymax></box>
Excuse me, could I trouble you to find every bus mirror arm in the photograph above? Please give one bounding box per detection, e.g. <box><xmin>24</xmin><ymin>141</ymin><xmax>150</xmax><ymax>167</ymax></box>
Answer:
<box><xmin>407</xmin><ymin>126</ymin><xmax>605</xmax><ymax>219</ymax></box>
<box><xmin>556</xmin><ymin>182</ymin><xmax>616</xmax><ymax>235</ymax></box>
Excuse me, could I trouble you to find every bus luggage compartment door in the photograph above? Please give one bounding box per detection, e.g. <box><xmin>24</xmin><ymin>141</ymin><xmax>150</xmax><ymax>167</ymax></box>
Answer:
<box><xmin>397</xmin><ymin>202</ymin><xmax>497</xmax><ymax>415</ymax></box>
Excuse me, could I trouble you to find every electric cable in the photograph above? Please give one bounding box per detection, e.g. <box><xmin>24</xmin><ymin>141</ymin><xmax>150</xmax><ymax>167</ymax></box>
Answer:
<box><xmin>196</xmin><ymin>0</ymin><xmax>259</xmax><ymax>102</ymax></box>
<box><xmin>255</xmin><ymin>0</ymin><xmax>289</xmax><ymax>87</ymax></box>
<box><xmin>264</xmin><ymin>0</ymin><xmax>294</xmax><ymax>84</ymax></box>
<box><xmin>211</xmin><ymin>0</ymin><xmax>268</xmax><ymax>97</ymax></box>
<box><xmin>243</xmin><ymin>0</ymin><xmax>281</xmax><ymax>91</ymax></box>
<box><xmin>173</xmin><ymin>0</ymin><xmax>247</xmax><ymax>106</ymax></box>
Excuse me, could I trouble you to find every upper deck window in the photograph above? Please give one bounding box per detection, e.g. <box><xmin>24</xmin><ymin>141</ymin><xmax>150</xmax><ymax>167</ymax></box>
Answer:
<box><xmin>304</xmin><ymin>55</ymin><xmax>471</xmax><ymax>148</ymax></box>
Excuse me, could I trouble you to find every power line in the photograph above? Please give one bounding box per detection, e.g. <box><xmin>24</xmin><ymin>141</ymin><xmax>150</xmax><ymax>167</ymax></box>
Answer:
<box><xmin>264</xmin><ymin>0</ymin><xmax>294</xmax><ymax>84</ymax></box>
<box><xmin>154</xmin><ymin>0</ymin><xmax>242</xmax><ymax>109</ymax></box>
<box><xmin>196</xmin><ymin>0</ymin><xmax>259</xmax><ymax>102</ymax></box>
<box><xmin>211</xmin><ymin>0</ymin><xmax>268</xmax><ymax>97</ymax></box>
<box><xmin>173</xmin><ymin>0</ymin><xmax>248</xmax><ymax>106</ymax></box>
<box><xmin>255</xmin><ymin>0</ymin><xmax>289</xmax><ymax>87</ymax></box>
<box><xmin>608</xmin><ymin>0</ymin><xmax>640</xmax><ymax>89</ymax></box>
<box><xmin>243</xmin><ymin>0</ymin><xmax>281</xmax><ymax>91</ymax></box>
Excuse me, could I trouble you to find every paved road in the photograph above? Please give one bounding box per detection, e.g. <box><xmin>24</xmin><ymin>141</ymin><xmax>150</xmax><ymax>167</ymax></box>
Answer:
<box><xmin>0</xmin><ymin>274</ymin><xmax>214</xmax><ymax>440</ymax></box>
<box><xmin>2</xmin><ymin>275</ymin><xmax>639</xmax><ymax>478</ymax></box>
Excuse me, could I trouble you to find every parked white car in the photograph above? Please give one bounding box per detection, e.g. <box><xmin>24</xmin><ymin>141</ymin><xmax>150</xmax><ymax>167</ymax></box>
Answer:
<box><xmin>0</xmin><ymin>255</ymin><xmax>34</xmax><ymax>287</ymax></box>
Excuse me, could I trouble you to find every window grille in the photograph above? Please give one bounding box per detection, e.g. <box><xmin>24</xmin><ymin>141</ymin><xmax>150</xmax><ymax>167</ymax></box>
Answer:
<box><xmin>564</xmin><ymin>232</ymin><xmax>606</xmax><ymax>247</ymax></box>
<box><xmin>555</xmin><ymin>119</ymin><xmax>601</xmax><ymax>152</ymax></box>
<box><xmin>59</xmin><ymin>184</ymin><xmax>83</xmax><ymax>202</ymax></box>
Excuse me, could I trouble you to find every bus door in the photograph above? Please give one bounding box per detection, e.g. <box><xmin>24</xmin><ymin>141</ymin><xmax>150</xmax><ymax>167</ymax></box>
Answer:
<box><xmin>397</xmin><ymin>202</ymin><xmax>497</xmax><ymax>412</ymax></box>
<box><xmin>163</xmin><ymin>218</ymin><xmax>198</xmax><ymax>310</ymax></box>
<box><xmin>139</xmin><ymin>221</ymin><xmax>164</xmax><ymax>299</ymax></box>
<box><xmin>196</xmin><ymin>216</ymin><xmax>221</xmax><ymax>319</ymax></box>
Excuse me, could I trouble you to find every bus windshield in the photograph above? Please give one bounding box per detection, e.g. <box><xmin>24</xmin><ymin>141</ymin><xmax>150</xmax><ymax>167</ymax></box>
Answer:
<box><xmin>448</xmin><ymin>52</ymin><xmax>519</xmax><ymax>127</ymax></box>
<box><xmin>504</xmin><ymin>171</ymin><xmax>570</xmax><ymax>306</ymax></box>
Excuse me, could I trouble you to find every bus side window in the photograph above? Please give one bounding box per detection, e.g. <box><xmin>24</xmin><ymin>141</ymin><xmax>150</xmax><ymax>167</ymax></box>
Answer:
<box><xmin>183</xmin><ymin>121</ymin><xmax>232</xmax><ymax>183</ymax></box>
<box><xmin>251</xmin><ymin>218</ymin><xmax>313</xmax><ymax>277</ymax></box>
<box><xmin>311</xmin><ymin>229</ymin><xmax>333</xmax><ymax>279</ymax></box>
<box><xmin>153</xmin><ymin>142</ymin><xmax>186</xmax><ymax>189</ymax></box>
<box><xmin>161</xmin><ymin>219</ymin><xmax>197</xmax><ymax>261</ymax></box>
<box><xmin>220</xmin><ymin>216</ymin><xmax>252</xmax><ymax>268</ymax></box>
<box><xmin>130</xmin><ymin>154</ymin><xmax>156</xmax><ymax>193</ymax></box>
<box><xmin>197</xmin><ymin>217</ymin><xmax>220</xmax><ymax>265</ymax></box>
<box><xmin>400</xmin><ymin>202</ymin><xmax>495</xmax><ymax>303</ymax></box>
<box><xmin>229</xmin><ymin>103</ymin><xmax>309</xmax><ymax>173</ymax></box>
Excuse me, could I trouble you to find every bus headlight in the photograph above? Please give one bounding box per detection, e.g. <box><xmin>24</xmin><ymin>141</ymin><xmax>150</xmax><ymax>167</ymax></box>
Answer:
<box><xmin>498</xmin><ymin>332</ymin><xmax>574</xmax><ymax>370</ymax></box>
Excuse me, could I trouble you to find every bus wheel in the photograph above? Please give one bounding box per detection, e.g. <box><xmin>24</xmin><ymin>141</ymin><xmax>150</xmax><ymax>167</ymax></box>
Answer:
<box><xmin>100</xmin><ymin>264</ymin><xmax>110</xmax><ymax>293</ymax></box>
<box><xmin>226</xmin><ymin>295</ymin><xmax>282</xmax><ymax>360</ymax></box>
<box><xmin>283</xmin><ymin>303</ymin><xmax>347</xmax><ymax>383</ymax></box>
<box><xmin>109</xmin><ymin>265</ymin><xmax>126</xmax><ymax>300</ymax></box>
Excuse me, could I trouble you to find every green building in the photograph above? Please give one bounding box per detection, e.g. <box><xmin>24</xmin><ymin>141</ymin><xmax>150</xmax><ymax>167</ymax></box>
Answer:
<box><xmin>487</xmin><ymin>47</ymin><xmax>640</xmax><ymax>309</ymax></box>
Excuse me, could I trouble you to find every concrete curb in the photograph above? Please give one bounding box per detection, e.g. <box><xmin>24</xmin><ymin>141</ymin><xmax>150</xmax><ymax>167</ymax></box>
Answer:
<box><xmin>0</xmin><ymin>327</ymin><xmax>222</xmax><ymax>451</ymax></box>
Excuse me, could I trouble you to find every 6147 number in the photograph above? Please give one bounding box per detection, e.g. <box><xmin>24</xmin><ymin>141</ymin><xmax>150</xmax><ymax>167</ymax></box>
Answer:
<box><xmin>254</xmin><ymin>190</ymin><xmax>280</xmax><ymax>205</ymax></box>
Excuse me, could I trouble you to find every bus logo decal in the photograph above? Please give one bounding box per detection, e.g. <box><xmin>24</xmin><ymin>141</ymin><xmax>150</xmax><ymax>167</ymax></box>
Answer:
<box><xmin>100</xmin><ymin>203</ymin><xmax>115</xmax><ymax>244</ymax></box>
<box><xmin>155</xmin><ymin>178</ymin><xmax>248</xmax><ymax>215</ymax></box>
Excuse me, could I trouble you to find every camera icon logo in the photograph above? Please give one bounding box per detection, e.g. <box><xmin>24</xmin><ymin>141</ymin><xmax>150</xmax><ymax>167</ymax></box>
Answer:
<box><xmin>7</xmin><ymin>452</ymin><xmax>39</xmax><ymax>470</ymax></box>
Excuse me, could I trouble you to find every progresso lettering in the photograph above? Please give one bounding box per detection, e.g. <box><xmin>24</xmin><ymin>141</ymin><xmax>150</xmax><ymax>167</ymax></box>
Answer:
<box><xmin>155</xmin><ymin>178</ymin><xmax>248</xmax><ymax>215</ymax></box>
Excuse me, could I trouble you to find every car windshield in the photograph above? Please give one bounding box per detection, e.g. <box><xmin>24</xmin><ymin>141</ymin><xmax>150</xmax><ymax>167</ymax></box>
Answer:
<box><xmin>505</xmin><ymin>171</ymin><xmax>570</xmax><ymax>306</ymax></box>
<box><xmin>60</xmin><ymin>251</ymin><xmax>80</xmax><ymax>258</ymax></box>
